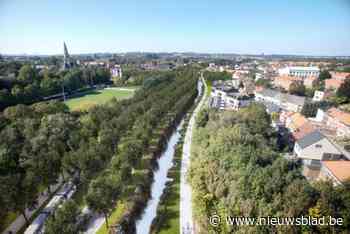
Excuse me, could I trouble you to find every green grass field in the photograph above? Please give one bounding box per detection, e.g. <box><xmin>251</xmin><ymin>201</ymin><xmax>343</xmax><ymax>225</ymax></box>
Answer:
<box><xmin>65</xmin><ymin>88</ymin><xmax>137</xmax><ymax>111</ymax></box>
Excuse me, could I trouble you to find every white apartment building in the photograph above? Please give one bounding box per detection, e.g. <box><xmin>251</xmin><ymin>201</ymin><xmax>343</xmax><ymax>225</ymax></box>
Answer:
<box><xmin>278</xmin><ymin>66</ymin><xmax>320</xmax><ymax>78</ymax></box>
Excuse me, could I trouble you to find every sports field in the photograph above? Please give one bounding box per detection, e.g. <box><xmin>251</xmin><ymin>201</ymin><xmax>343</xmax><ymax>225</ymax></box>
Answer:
<box><xmin>65</xmin><ymin>88</ymin><xmax>137</xmax><ymax>111</ymax></box>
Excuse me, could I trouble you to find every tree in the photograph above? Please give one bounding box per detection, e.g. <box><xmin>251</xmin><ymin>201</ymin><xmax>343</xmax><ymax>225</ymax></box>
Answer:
<box><xmin>45</xmin><ymin>200</ymin><xmax>80</xmax><ymax>234</ymax></box>
<box><xmin>319</xmin><ymin>70</ymin><xmax>331</xmax><ymax>81</ymax></box>
<box><xmin>255</xmin><ymin>78</ymin><xmax>271</xmax><ymax>88</ymax></box>
<box><xmin>0</xmin><ymin>171</ymin><xmax>38</xmax><ymax>226</ymax></box>
<box><xmin>29</xmin><ymin>113</ymin><xmax>78</xmax><ymax>192</ymax></box>
<box><xmin>17</xmin><ymin>65</ymin><xmax>36</xmax><ymax>84</ymax></box>
<box><xmin>336</xmin><ymin>79</ymin><xmax>350</xmax><ymax>103</ymax></box>
<box><xmin>32</xmin><ymin>101</ymin><xmax>69</xmax><ymax>116</ymax></box>
<box><xmin>86</xmin><ymin>174</ymin><xmax>120</xmax><ymax>228</ymax></box>
<box><xmin>63</xmin><ymin>69</ymin><xmax>83</xmax><ymax>92</ymax></box>
<box><xmin>301</xmin><ymin>101</ymin><xmax>331</xmax><ymax>118</ymax></box>
<box><xmin>289</xmin><ymin>82</ymin><xmax>306</xmax><ymax>96</ymax></box>
<box><xmin>95</xmin><ymin>68</ymin><xmax>111</xmax><ymax>84</ymax></box>
<box><xmin>0</xmin><ymin>89</ymin><xmax>11</xmax><ymax>109</ymax></box>
<box><xmin>3</xmin><ymin>104</ymin><xmax>33</xmax><ymax>120</ymax></box>
<box><xmin>196</xmin><ymin>108</ymin><xmax>209</xmax><ymax>127</ymax></box>
<box><xmin>40</xmin><ymin>76</ymin><xmax>62</xmax><ymax>96</ymax></box>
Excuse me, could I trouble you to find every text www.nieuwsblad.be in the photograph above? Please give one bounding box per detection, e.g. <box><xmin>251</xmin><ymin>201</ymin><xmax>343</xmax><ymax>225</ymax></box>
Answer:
<box><xmin>209</xmin><ymin>215</ymin><xmax>343</xmax><ymax>227</ymax></box>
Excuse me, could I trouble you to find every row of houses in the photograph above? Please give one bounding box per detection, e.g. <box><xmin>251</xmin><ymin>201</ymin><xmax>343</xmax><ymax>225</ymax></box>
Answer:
<box><xmin>279</xmin><ymin>108</ymin><xmax>350</xmax><ymax>186</ymax></box>
<box><xmin>274</xmin><ymin>69</ymin><xmax>350</xmax><ymax>92</ymax></box>
<box><xmin>252</xmin><ymin>82</ymin><xmax>350</xmax><ymax>186</ymax></box>
<box><xmin>206</xmin><ymin>64</ymin><xmax>350</xmax><ymax>186</ymax></box>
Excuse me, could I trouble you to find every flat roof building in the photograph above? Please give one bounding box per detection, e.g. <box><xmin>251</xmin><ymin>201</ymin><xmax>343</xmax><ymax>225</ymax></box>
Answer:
<box><xmin>278</xmin><ymin>66</ymin><xmax>320</xmax><ymax>78</ymax></box>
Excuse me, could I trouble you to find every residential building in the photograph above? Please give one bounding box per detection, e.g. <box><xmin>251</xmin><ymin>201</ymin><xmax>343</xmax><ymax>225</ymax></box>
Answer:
<box><xmin>325</xmin><ymin>72</ymin><xmax>350</xmax><ymax>91</ymax></box>
<box><xmin>224</xmin><ymin>93</ymin><xmax>252</xmax><ymax>110</ymax></box>
<box><xmin>325</xmin><ymin>79</ymin><xmax>343</xmax><ymax>90</ymax></box>
<box><xmin>313</xmin><ymin>91</ymin><xmax>325</xmax><ymax>102</ymax></box>
<box><xmin>255</xmin><ymin>73</ymin><xmax>263</xmax><ymax>81</ymax></box>
<box><xmin>292</xmin><ymin>122</ymin><xmax>316</xmax><ymax>141</ymax></box>
<box><xmin>294</xmin><ymin>130</ymin><xmax>343</xmax><ymax>168</ymax></box>
<box><xmin>319</xmin><ymin>161</ymin><xmax>350</xmax><ymax>186</ymax></box>
<box><xmin>232</xmin><ymin>70</ymin><xmax>249</xmax><ymax>79</ymax></box>
<box><xmin>315</xmin><ymin>107</ymin><xmax>350</xmax><ymax>137</ymax></box>
<box><xmin>284</xmin><ymin>112</ymin><xmax>317</xmax><ymax>141</ymax></box>
<box><xmin>303</xmin><ymin>75</ymin><xmax>318</xmax><ymax>88</ymax></box>
<box><xmin>274</xmin><ymin>75</ymin><xmax>302</xmax><ymax>91</ymax></box>
<box><xmin>278</xmin><ymin>66</ymin><xmax>320</xmax><ymax>78</ymax></box>
<box><xmin>111</xmin><ymin>64</ymin><xmax>122</xmax><ymax>78</ymax></box>
<box><xmin>210</xmin><ymin>81</ymin><xmax>252</xmax><ymax>110</ymax></box>
<box><xmin>255</xmin><ymin>88</ymin><xmax>305</xmax><ymax>112</ymax></box>
<box><xmin>285</xmin><ymin>113</ymin><xmax>308</xmax><ymax>132</ymax></box>
<box><xmin>330</xmin><ymin>71</ymin><xmax>350</xmax><ymax>80</ymax></box>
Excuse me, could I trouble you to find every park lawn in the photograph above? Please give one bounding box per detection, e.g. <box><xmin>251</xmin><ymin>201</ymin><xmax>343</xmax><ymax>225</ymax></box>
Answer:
<box><xmin>65</xmin><ymin>88</ymin><xmax>136</xmax><ymax>111</ymax></box>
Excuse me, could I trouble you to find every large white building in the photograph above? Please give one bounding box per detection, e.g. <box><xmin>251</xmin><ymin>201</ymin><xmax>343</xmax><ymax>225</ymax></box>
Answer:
<box><xmin>111</xmin><ymin>65</ymin><xmax>122</xmax><ymax>78</ymax></box>
<box><xmin>278</xmin><ymin>66</ymin><xmax>320</xmax><ymax>78</ymax></box>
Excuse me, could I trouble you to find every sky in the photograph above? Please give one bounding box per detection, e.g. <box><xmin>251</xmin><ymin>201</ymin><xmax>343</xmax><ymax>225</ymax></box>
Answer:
<box><xmin>0</xmin><ymin>0</ymin><xmax>350</xmax><ymax>56</ymax></box>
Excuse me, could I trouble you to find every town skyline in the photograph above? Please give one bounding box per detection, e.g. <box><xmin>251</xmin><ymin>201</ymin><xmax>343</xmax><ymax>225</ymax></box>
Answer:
<box><xmin>1</xmin><ymin>0</ymin><xmax>350</xmax><ymax>56</ymax></box>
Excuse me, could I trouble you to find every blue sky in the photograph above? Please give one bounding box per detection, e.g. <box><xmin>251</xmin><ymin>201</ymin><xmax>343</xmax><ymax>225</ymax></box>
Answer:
<box><xmin>1</xmin><ymin>0</ymin><xmax>350</xmax><ymax>55</ymax></box>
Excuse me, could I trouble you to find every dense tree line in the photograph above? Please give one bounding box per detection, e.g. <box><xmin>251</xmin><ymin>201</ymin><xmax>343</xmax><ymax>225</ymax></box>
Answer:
<box><xmin>203</xmin><ymin>71</ymin><xmax>231</xmax><ymax>82</ymax></box>
<box><xmin>0</xmin><ymin>101</ymin><xmax>76</xmax><ymax>226</ymax></box>
<box><xmin>114</xmin><ymin>68</ymin><xmax>172</xmax><ymax>86</ymax></box>
<box><xmin>0</xmin><ymin>63</ymin><xmax>111</xmax><ymax>110</ymax></box>
<box><xmin>42</xmin><ymin>67</ymin><xmax>199</xmax><ymax>232</ymax></box>
<box><xmin>189</xmin><ymin>104</ymin><xmax>350</xmax><ymax>233</ymax></box>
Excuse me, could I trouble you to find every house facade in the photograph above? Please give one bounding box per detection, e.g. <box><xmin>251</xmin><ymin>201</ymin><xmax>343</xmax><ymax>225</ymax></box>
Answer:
<box><xmin>325</xmin><ymin>72</ymin><xmax>350</xmax><ymax>91</ymax></box>
<box><xmin>294</xmin><ymin>131</ymin><xmax>343</xmax><ymax>168</ymax></box>
<box><xmin>315</xmin><ymin>108</ymin><xmax>350</xmax><ymax>137</ymax></box>
<box><xmin>255</xmin><ymin>88</ymin><xmax>305</xmax><ymax>112</ymax></box>
<box><xmin>278</xmin><ymin>66</ymin><xmax>320</xmax><ymax>78</ymax></box>
<box><xmin>319</xmin><ymin>161</ymin><xmax>350</xmax><ymax>186</ymax></box>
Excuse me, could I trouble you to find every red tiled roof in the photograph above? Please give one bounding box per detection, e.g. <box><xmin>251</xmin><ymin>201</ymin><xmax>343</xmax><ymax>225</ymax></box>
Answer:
<box><xmin>327</xmin><ymin>108</ymin><xmax>350</xmax><ymax>126</ymax></box>
<box><xmin>292</xmin><ymin>122</ymin><xmax>317</xmax><ymax>140</ymax></box>
<box><xmin>323</xmin><ymin>161</ymin><xmax>350</xmax><ymax>183</ymax></box>
<box><xmin>330</xmin><ymin>71</ymin><xmax>350</xmax><ymax>80</ymax></box>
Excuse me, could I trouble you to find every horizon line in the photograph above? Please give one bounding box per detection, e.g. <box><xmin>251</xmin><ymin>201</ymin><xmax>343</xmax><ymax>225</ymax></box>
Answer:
<box><xmin>2</xmin><ymin>51</ymin><xmax>350</xmax><ymax>58</ymax></box>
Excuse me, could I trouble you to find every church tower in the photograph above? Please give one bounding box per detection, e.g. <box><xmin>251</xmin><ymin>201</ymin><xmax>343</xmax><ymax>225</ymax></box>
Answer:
<box><xmin>62</xmin><ymin>42</ymin><xmax>72</xmax><ymax>70</ymax></box>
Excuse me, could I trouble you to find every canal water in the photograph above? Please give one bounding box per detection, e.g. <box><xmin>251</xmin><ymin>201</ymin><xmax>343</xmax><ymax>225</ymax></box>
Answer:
<box><xmin>135</xmin><ymin>120</ymin><xmax>184</xmax><ymax>234</ymax></box>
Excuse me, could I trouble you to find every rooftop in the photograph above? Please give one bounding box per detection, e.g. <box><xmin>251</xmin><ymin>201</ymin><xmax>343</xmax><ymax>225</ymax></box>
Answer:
<box><xmin>293</xmin><ymin>122</ymin><xmax>317</xmax><ymax>141</ymax></box>
<box><xmin>256</xmin><ymin>88</ymin><xmax>306</xmax><ymax>106</ymax></box>
<box><xmin>297</xmin><ymin>130</ymin><xmax>325</xmax><ymax>149</ymax></box>
<box><xmin>287</xmin><ymin>66</ymin><xmax>320</xmax><ymax>71</ymax></box>
<box><xmin>322</xmin><ymin>161</ymin><xmax>350</xmax><ymax>184</ymax></box>
<box><xmin>289</xmin><ymin>113</ymin><xmax>309</xmax><ymax>129</ymax></box>
<box><xmin>330</xmin><ymin>71</ymin><xmax>350</xmax><ymax>80</ymax></box>
<box><xmin>327</xmin><ymin>107</ymin><xmax>350</xmax><ymax>126</ymax></box>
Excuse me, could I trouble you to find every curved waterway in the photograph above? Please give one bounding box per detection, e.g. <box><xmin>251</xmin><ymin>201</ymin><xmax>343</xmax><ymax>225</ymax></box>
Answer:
<box><xmin>135</xmin><ymin>120</ymin><xmax>184</xmax><ymax>234</ymax></box>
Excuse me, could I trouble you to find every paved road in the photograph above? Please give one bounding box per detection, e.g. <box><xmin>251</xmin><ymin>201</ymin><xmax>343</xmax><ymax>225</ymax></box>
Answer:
<box><xmin>2</xmin><ymin>178</ymin><xmax>63</xmax><ymax>234</ymax></box>
<box><xmin>104</xmin><ymin>87</ymin><xmax>136</xmax><ymax>91</ymax></box>
<box><xmin>82</xmin><ymin>207</ymin><xmax>105</xmax><ymax>234</ymax></box>
<box><xmin>180</xmin><ymin>74</ymin><xmax>207</xmax><ymax>234</ymax></box>
<box><xmin>24</xmin><ymin>182</ymin><xmax>76</xmax><ymax>234</ymax></box>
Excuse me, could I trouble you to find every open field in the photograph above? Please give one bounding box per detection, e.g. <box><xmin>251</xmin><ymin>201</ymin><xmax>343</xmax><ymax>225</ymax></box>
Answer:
<box><xmin>65</xmin><ymin>88</ymin><xmax>137</xmax><ymax>111</ymax></box>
